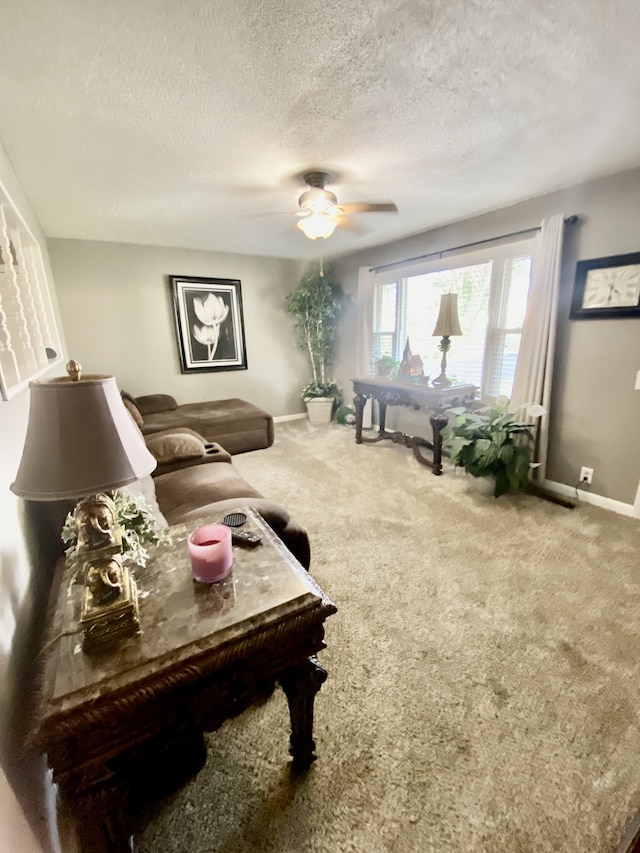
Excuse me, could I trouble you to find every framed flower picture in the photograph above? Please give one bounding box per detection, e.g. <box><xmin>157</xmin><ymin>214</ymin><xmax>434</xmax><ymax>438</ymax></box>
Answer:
<box><xmin>169</xmin><ymin>275</ymin><xmax>248</xmax><ymax>373</ymax></box>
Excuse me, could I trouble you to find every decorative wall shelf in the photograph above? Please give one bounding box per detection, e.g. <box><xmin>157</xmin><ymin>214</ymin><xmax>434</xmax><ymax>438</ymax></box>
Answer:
<box><xmin>0</xmin><ymin>182</ymin><xmax>62</xmax><ymax>400</ymax></box>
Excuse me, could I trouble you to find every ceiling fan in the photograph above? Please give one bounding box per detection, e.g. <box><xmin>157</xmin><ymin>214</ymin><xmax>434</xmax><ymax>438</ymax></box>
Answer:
<box><xmin>294</xmin><ymin>171</ymin><xmax>397</xmax><ymax>240</ymax></box>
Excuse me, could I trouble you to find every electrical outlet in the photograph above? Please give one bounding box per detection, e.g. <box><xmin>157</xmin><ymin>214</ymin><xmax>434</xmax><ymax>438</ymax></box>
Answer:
<box><xmin>579</xmin><ymin>466</ymin><xmax>593</xmax><ymax>484</ymax></box>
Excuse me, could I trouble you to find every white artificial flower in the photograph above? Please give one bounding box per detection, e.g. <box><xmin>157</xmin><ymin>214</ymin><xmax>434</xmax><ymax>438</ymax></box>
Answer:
<box><xmin>193</xmin><ymin>293</ymin><xmax>229</xmax><ymax>327</ymax></box>
<box><xmin>517</xmin><ymin>402</ymin><xmax>547</xmax><ymax>419</ymax></box>
<box><xmin>192</xmin><ymin>324</ymin><xmax>220</xmax><ymax>346</ymax></box>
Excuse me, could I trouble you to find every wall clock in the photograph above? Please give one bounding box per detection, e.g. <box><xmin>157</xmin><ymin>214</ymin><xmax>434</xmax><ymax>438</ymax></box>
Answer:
<box><xmin>570</xmin><ymin>252</ymin><xmax>640</xmax><ymax>319</ymax></box>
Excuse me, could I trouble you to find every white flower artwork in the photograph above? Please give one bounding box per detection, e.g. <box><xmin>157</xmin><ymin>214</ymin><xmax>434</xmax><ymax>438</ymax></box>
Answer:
<box><xmin>192</xmin><ymin>293</ymin><xmax>230</xmax><ymax>360</ymax></box>
<box><xmin>170</xmin><ymin>276</ymin><xmax>248</xmax><ymax>373</ymax></box>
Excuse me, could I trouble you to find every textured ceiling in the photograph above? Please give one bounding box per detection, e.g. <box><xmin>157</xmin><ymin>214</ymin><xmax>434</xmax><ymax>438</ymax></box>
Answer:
<box><xmin>1</xmin><ymin>0</ymin><xmax>639</xmax><ymax>260</ymax></box>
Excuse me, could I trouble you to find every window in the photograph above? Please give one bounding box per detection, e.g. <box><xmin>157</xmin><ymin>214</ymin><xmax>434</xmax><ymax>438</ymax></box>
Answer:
<box><xmin>370</xmin><ymin>241</ymin><xmax>533</xmax><ymax>399</ymax></box>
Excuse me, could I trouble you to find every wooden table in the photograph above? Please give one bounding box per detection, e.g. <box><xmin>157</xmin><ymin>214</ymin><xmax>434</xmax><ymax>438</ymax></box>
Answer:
<box><xmin>352</xmin><ymin>377</ymin><xmax>477</xmax><ymax>475</ymax></box>
<box><xmin>28</xmin><ymin>508</ymin><xmax>336</xmax><ymax>852</ymax></box>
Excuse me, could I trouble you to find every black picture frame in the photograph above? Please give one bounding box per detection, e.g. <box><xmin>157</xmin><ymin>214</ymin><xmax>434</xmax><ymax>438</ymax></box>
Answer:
<box><xmin>570</xmin><ymin>252</ymin><xmax>640</xmax><ymax>320</ymax></box>
<box><xmin>169</xmin><ymin>275</ymin><xmax>248</xmax><ymax>373</ymax></box>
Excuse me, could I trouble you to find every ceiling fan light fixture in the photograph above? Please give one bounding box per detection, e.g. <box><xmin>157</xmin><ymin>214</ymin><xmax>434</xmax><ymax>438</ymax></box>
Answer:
<box><xmin>298</xmin><ymin>187</ymin><xmax>339</xmax><ymax>215</ymax></box>
<box><xmin>297</xmin><ymin>213</ymin><xmax>340</xmax><ymax>240</ymax></box>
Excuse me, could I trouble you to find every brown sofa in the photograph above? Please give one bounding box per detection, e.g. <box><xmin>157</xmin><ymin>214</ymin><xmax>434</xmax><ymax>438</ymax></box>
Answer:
<box><xmin>130</xmin><ymin>393</ymin><xmax>274</xmax><ymax>455</ymax></box>
<box><xmin>128</xmin><ymin>429</ymin><xmax>310</xmax><ymax>570</ymax></box>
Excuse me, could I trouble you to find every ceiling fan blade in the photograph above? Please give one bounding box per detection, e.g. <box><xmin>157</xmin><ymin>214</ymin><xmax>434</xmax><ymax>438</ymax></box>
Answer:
<box><xmin>339</xmin><ymin>202</ymin><xmax>398</xmax><ymax>215</ymax></box>
<box><xmin>238</xmin><ymin>210</ymin><xmax>300</xmax><ymax>220</ymax></box>
<box><xmin>338</xmin><ymin>217</ymin><xmax>370</xmax><ymax>236</ymax></box>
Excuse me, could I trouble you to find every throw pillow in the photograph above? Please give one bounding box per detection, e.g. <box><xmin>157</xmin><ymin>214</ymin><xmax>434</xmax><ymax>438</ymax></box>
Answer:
<box><xmin>146</xmin><ymin>432</ymin><xmax>207</xmax><ymax>464</ymax></box>
<box><xmin>122</xmin><ymin>397</ymin><xmax>144</xmax><ymax>428</ymax></box>
<box><xmin>136</xmin><ymin>394</ymin><xmax>178</xmax><ymax>415</ymax></box>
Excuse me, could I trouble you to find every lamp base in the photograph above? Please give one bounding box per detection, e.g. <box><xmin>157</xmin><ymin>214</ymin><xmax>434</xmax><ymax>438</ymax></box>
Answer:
<box><xmin>432</xmin><ymin>336</ymin><xmax>453</xmax><ymax>388</ymax></box>
<box><xmin>81</xmin><ymin>566</ymin><xmax>140</xmax><ymax>652</ymax></box>
<box><xmin>431</xmin><ymin>373</ymin><xmax>452</xmax><ymax>388</ymax></box>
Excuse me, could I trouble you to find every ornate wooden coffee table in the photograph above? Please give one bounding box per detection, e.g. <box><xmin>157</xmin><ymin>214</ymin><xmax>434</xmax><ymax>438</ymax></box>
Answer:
<box><xmin>28</xmin><ymin>507</ymin><xmax>336</xmax><ymax>853</ymax></box>
<box><xmin>352</xmin><ymin>377</ymin><xmax>477</xmax><ymax>474</ymax></box>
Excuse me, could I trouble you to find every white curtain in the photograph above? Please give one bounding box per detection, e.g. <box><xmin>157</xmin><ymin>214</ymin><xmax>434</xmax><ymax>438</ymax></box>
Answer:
<box><xmin>510</xmin><ymin>213</ymin><xmax>565</xmax><ymax>481</ymax></box>
<box><xmin>356</xmin><ymin>266</ymin><xmax>375</xmax><ymax>427</ymax></box>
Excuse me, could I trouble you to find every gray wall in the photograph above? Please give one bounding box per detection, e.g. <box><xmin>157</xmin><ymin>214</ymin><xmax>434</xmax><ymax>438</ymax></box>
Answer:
<box><xmin>49</xmin><ymin>240</ymin><xmax>307</xmax><ymax>418</ymax></box>
<box><xmin>333</xmin><ymin>168</ymin><xmax>640</xmax><ymax>507</ymax></box>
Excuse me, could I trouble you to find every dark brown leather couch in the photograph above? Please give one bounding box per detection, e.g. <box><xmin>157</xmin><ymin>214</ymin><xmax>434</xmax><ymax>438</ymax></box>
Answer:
<box><xmin>131</xmin><ymin>427</ymin><xmax>310</xmax><ymax>570</ymax></box>
<box><xmin>153</xmin><ymin>456</ymin><xmax>311</xmax><ymax>570</ymax></box>
<box><xmin>134</xmin><ymin>393</ymin><xmax>274</xmax><ymax>455</ymax></box>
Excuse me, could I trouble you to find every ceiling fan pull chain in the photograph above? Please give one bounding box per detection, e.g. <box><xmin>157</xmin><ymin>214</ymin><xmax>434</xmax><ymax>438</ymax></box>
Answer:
<box><xmin>319</xmin><ymin>253</ymin><xmax>324</xmax><ymax>277</ymax></box>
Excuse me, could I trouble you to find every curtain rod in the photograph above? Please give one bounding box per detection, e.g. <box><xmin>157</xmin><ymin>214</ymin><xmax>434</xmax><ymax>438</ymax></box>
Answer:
<box><xmin>369</xmin><ymin>214</ymin><xmax>579</xmax><ymax>273</ymax></box>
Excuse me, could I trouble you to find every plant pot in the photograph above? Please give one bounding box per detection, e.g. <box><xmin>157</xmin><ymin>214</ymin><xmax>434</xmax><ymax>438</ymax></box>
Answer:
<box><xmin>305</xmin><ymin>397</ymin><xmax>334</xmax><ymax>426</ymax></box>
<box><xmin>469</xmin><ymin>474</ymin><xmax>496</xmax><ymax>496</ymax></box>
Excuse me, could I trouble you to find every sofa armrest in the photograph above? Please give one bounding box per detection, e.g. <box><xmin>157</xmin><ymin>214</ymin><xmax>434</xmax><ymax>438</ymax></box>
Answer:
<box><xmin>171</xmin><ymin>499</ymin><xmax>310</xmax><ymax>570</ymax></box>
<box><xmin>136</xmin><ymin>394</ymin><xmax>178</xmax><ymax>415</ymax></box>
<box><xmin>151</xmin><ymin>442</ymin><xmax>233</xmax><ymax>476</ymax></box>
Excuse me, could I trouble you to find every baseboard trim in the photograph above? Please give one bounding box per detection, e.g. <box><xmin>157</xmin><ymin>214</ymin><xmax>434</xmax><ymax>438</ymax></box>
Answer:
<box><xmin>273</xmin><ymin>413</ymin><xmax>307</xmax><ymax>423</ymax></box>
<box><xmin>543</xmin><ymin>479</ymin><xmax>638</xmax><ymax>519</ymax></box>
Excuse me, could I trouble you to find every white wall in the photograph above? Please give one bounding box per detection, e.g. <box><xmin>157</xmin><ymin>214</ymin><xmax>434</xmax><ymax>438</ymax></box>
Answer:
<box><xmin>0</xmin><ymin>142</ymin><xmax>63</xmax><ymax>850</ymax></box>
<box><xmin>333</xmin><ymin>168</ymin><xmax>640</xmax><ymax>507</ymax></box>
<box><xmin>49</xmin><ymin>240</ymin><xmax>308</xmax><ymax>417</ymax></box>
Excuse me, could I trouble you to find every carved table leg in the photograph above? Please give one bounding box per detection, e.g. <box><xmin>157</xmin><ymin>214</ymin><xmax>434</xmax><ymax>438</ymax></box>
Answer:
<box><xmin>280</xmin><ymin>656</ymin><xmax>328</xmax><ymax>769</ymax></box>
<box><xmin>353</xmin><ymin>392</ymin><xmax>367</xmax><ymax>443</ymax></box>
<box><xmin>429</xmin><ymin>413</ymin><xmax>449</xmax><ymax>476</ymax></box>
<box><xmin>59</xmin><ymin>781</ymin><xmax>132</xmax><ymax>853</ymax></box>
<box><xmin>378</xmin><ymin>399</ymin><xmax>387</xmax><ymax>433</ymax></box>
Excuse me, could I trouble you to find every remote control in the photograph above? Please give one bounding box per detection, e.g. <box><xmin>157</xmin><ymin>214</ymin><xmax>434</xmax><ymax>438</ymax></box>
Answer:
<box><xmin>231</xmin><ymin>529</ymin><xmax>262</xmax><ymax>547</ymax></box>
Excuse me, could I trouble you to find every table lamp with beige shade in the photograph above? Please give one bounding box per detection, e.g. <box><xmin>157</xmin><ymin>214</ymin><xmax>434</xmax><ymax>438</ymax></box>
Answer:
<box><xmin>431</xmin><ymin>292</ymin><xmax>463</xmax><ymax>388</ymax></box>
<box><xmin>10</xmin><ymin>361</ymin><xmax>156</xmax><ymax>651</ymax></box>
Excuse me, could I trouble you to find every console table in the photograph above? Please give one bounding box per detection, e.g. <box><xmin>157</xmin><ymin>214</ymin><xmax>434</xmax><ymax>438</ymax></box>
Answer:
<box><xmin>28</xmin><ymin>508</ymin><xmax>336</xmax><ymax>853</ymax></box>
<box><xmin>352</xmin><ymin>377</ymin><xmax>477</xmax><ymax>475</ymax></box>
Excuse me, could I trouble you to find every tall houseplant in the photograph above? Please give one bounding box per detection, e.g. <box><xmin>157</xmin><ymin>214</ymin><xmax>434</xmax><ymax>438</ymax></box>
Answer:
<box><xmin>286</xmin><ymin>263</ymin><xmax>349</xmax><ymax>423</ymax></box>
<box><xmin>442</xmin><ymin>401</ymin><xmax>544</xmax><ymax>497</ymax></box>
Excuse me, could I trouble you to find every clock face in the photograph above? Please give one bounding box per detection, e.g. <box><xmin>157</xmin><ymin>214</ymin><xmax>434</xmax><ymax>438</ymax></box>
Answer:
<box><xmin>582</xmin><ymin>264</ymin><xmax>640</xmax><ymax>309</ymax></box>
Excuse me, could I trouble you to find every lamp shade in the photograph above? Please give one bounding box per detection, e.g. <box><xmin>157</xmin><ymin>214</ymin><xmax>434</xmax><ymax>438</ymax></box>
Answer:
<box><xmin>432</xmin><ymin>292</ymin><xmax>463</xmax><ymax>337</ymax></box>
<box><xmin>11</xmin><ymin>375</ymin><xmax>156</xmax><ymax>500</ymax></box>
<box><xmin>297</xmin><ymin>213</ymin><xmax>339</xmax><ymax>240</ymax></box>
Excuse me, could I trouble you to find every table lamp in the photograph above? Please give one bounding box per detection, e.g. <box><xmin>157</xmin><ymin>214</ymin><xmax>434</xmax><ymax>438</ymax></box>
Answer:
<box><xmin>431</xmin><ymin>293</ymin><xmax>463</xmax><ymax>388</ymax></box>
<box><xmin>10</xmin><ymin>361</ymin><xmax>156</xmax><ymax>651</ymax></box>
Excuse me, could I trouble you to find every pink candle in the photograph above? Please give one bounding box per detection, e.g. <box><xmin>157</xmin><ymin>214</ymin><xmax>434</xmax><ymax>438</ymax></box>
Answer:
<box><xmin>188</xmin><ymin>523</ymin><xmax>233</xmax><ymax>583</ymax></box>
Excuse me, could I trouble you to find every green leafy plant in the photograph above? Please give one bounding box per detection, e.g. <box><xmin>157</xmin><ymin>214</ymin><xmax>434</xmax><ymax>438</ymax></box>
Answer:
<box><xmin>286</xmin><ymin>263</ymin><xmax>350</xmax><ymax>402</ymax></box>
<box><xmin>301</xmin><ymin>380</ymin><xmax>343</xmax><ymax>403</ymax></box>
<box><xmin>375</xmin><ymin>354</ymin><xmax>399</xmax><ymax>378</ymax></box>
<box><xmin>335</xmin><ymin>405</ymin><xmax>356</xmax><ymax>425</ymax></box>
<box><xmin>442</xmin><ymin>401</ymin><xmax>544</xmax><ymax>497</ymax></box>
<box><xmin>61</xmin><ymin>491</ymin><xmax>171</xmax><ymax>567</ymax></box>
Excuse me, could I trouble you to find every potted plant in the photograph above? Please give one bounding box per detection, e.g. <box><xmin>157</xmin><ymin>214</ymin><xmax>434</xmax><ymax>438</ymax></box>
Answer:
<box><xmin>286</xmin><ymin>263</ymin><xmax>349</xmax><ymax>425</ymax></box>
<box><xmin>442</xmin><ymin>400</ymin><xmax>544</xmax><ymax>497</ymax></box>
<box><xmin>375</xmin><ymin>354</ymin><xmax>398</xmax><ymax>378</ymax></box>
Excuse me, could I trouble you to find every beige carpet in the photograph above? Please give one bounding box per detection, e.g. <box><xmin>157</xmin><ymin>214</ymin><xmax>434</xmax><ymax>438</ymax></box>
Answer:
<box><xmin>138</xmin><ymin>421</ymin><xmax>640</xmax><ymax>853</ymax></box>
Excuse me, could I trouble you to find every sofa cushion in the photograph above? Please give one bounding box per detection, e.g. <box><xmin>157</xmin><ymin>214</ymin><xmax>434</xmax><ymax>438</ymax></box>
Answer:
<box><xmin>153</xmin><ymin>462</ymin><xmax>264</xmax><ymax>522</ymax></box>
<box><xmin>146</xmin><ymin>432</ymin><xmax>207</xmax><ymax>464</ymax></box>
<box><xmin>122</xmin><ymin>397</ymin><xmax>144</xmax><ymax>428</ymax></box>
<box><xmin>136</xmin><ymin>394</ymin><xmax>179</xmax><ymax>415</ymax></box>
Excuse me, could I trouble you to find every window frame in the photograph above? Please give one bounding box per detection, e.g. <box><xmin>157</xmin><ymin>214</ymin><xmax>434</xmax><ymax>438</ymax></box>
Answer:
<box><xmin>370</xmin><ymin>238</ymin><xmax>534</xmax><ymax>400</ymax></box>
